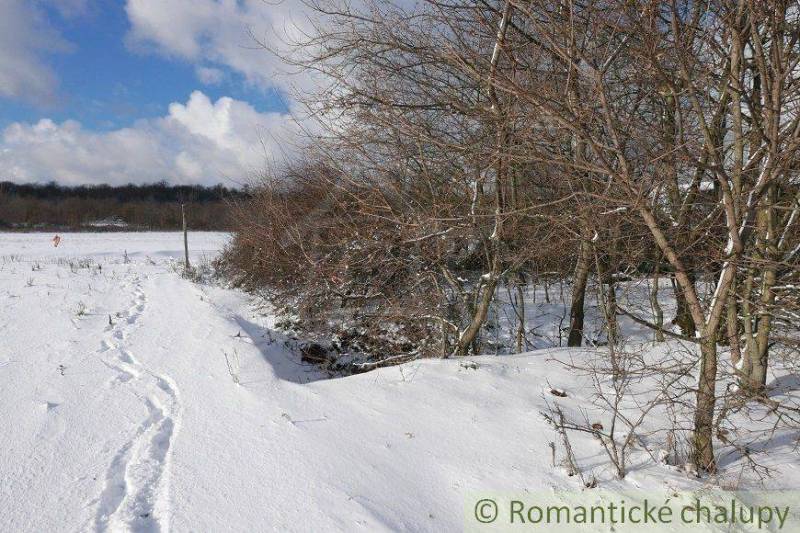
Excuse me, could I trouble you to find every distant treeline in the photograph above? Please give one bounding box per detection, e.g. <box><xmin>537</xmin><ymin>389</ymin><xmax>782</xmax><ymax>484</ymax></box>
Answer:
<box><xmin>0</xmin><ymin>181</ymin><xmax>248</xmax><ymax>231</ymax></box>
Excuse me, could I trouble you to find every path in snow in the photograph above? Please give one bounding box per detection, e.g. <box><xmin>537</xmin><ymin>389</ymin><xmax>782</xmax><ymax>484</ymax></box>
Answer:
<box><xmin>93</xmin><ymin>274</ymin><xmax>180</xmax><ymax>532</ymax></box>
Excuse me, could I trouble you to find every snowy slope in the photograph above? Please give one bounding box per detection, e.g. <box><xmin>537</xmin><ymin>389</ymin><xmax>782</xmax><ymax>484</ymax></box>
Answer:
<box><xmin>1</xmin><ymin>233</ymin><xmax>798</xmax><ymax>533</ymax></box>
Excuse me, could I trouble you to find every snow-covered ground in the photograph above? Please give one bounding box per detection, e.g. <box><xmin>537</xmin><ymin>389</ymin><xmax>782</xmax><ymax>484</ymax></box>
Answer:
<box><xmin>1</xmin><ymin>232</ymin><xmax>798</xmax><ymax>532</ymax></box>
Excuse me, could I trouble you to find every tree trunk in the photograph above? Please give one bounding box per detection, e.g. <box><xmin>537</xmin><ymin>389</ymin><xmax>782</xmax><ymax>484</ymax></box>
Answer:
<box><xmin>182</xmin><ymin>203</ymin><xmax>190</xmax><ymax>273</ymax></box>
<box><xmin>749</xmin><ymin>264</ymin><xmax>776</xmax><ymax>391</ymax></box>
<box><xmin>726</xmin><ymin>283</ymin><xmax>742</xmax><ymax>367</ymax></box>
<box><xmin>743</xmin><ymin>186</ymin><xmax>777</xmax><ymax>393</ymax></box>
<box><xmin>595</xmin><ymin>251</ymin><xmax>619</xmax><ymax>345</ymax></box>
<box><xmin>693</xmin><ymin>336</ymin><xmax>718</xmax><ymax>472</ymax></box>
<box><xmin>753</xmin><ymin>184</ymin><xmax>779</xmax><ymax>391</ymax></box>
<box><xmin>672</xmin><ymin>272</ymin><xmax>696</xmax><ymax>337</ymax></box>
<box><xmin>514</xmin><ymin>274</ymin><xmax>526</xmax><ymax>353</ymax></box>
<box><xmin>567</xmin><ymin>237</ymin><xmax>591</xmax><ymax>347</ymax></box>
<box><xmin>650</xmin><ymin>260</ymin><xmax>665</xmax><ymax>342</ymax></box>
<box><xmin>740</xmin><ymin>267</ymin><xmax>756</xmax><ymax>381</ymax></box>
<box><xmin>455</xmin><ymin>257</ymin><xmax>500</xmax><ymax>355</ymax></box>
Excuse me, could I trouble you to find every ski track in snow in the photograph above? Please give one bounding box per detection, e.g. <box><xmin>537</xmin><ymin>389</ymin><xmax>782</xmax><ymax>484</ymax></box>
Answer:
<box><xmin>92</xmin><ymin>274</ymin><xmax>181</xmax><ymax>533</ymax></box>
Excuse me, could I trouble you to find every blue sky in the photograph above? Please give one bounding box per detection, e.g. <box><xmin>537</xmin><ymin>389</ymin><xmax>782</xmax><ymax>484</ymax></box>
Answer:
<box><xmin>0</xmin><ymin>0</ymin><xmax>302</xmax><ymax>186</ymax></box>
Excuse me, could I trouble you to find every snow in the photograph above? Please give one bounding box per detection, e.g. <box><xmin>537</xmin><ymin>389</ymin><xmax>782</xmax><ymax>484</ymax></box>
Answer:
<box><xmin>1</xmin><ymin>232</ymin><xmax>798</xmax><ymax>532</ymax></box>
<box><xmin>81</xmin><ymin>216</ymin><xmax>130</xmax><ymax>229</ymax></box>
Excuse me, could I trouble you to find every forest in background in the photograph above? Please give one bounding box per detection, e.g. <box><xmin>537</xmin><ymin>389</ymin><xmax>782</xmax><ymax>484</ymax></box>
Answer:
<box><xmin>0</xmin><ymin>181</ymin><xmax>245</xmax><ymax>230</ymax></box>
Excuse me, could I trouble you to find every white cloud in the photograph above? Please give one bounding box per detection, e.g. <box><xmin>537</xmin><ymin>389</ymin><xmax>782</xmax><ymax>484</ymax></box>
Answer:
<box><xmin>49</xmin><ymin>0</ymin><xmax>90</xmax><ymax>18</ymax></box>
<box><xmin>0</xmin><ymin>91</ymin><xmax>298</xmax><ymax>186</ymax></box>
<box><xmin>0</xmin><ymin>1</ymin><xmax>72</xmax><ymax>104</ymax></box>
<box><xmin>125</xmin><ymin>0</ymin><xmax>310</xmax><ymax>92</ymax></box>
<box><xmin>196</xmin><ymin>66</ymin><xmax>225</xmax><ymax>85</ymax></box>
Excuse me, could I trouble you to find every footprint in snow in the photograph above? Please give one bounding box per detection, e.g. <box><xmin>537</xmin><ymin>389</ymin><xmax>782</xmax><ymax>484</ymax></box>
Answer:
<box><xmin>101</xmin><ymin>339</ymin><xmax>116</xmax><ymax>351</ymax></box>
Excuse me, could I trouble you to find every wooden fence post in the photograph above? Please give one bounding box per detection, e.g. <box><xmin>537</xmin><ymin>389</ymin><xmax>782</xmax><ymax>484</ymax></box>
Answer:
<box><xmin>182</xmin><ymin>203</ymin><xmax>190</xmax><ymax>273</ymax></box>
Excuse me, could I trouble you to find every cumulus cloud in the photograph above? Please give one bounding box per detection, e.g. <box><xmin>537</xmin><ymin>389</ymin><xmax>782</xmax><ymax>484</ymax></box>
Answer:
<box><xmin>0</xmin><ymin>1</ymin><xmax>72</xmax><ymax>104</ymax></box>
<box><xmin>125</xmin><ymin>0</ymin><xmax>309</xmax><ymax>92</ymax></box>
<box><xmin>0</xmin><ymin>91</ymin><xmax>298</xmax><ymax>186</ymax></box>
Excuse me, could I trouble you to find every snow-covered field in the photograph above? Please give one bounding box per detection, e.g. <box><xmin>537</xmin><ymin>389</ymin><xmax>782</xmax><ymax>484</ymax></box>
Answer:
<box><xmin>1</xmin><ymin>232</ymin><xmax>798</xmax><ymax>532</ymax></box>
